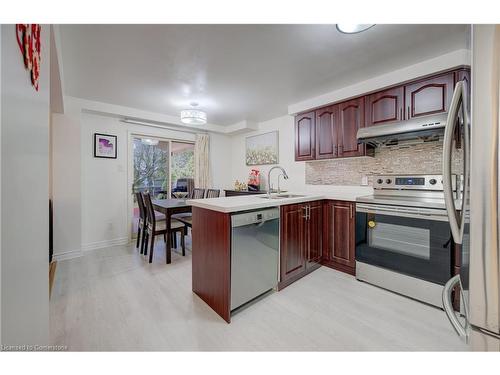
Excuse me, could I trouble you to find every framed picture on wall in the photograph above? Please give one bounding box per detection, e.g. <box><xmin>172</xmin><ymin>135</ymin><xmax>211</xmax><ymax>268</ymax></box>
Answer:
<box><xmin>94</xmin><ymin>133</ymin><xmax>117</xmax><ymax>159</ymax></box>
<box><xmin>245</xmin><ymin>131</ymin><xmax>279</xmax><ymax>166</ymax></box>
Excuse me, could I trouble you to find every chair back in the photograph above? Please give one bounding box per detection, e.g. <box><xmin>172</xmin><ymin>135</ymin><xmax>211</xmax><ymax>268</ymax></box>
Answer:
<box><xmin>143</xmin><ymin>193</ymin><xmax>156</xmax><ymax>227</ymax></box>
<box><xmin>190</xmin><ymin>188</ymin><xmax>206</xmax><ymax>199</ymax></box>
<box><xmin>135</xmin><ymin>192</ymin><xmax>146</xmax><ymax>221</ymax></box>
<box><xmin>205</xmin><ymin>189</ymin><xmax>220</xmax><ymax>198</ymax></box>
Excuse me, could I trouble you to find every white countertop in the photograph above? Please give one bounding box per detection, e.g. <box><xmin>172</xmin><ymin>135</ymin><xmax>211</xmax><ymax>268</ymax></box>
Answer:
<box><xmin>187</xmin><ymin>185</ymin><xmax>373</xmax><ymax>213</ymax></box>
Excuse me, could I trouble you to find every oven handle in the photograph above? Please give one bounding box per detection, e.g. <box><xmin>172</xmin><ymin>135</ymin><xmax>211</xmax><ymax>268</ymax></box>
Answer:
<box><xmin>356</xmin><ymin>203</ymin><xmax>449</xmax><ymax>221</ymax></box>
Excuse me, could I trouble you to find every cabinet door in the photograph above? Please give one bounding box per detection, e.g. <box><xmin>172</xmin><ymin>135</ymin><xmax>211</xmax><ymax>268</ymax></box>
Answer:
<box><xmin>280</xmin><ymin>204</ymin><xmax>306</xmax><ymax>281</ymax></box>
<box><xmin>315</xmin><ymin>106</ymin><xmax>338</xmax><ymax>159</ymax></box>
<box><xmin>405</xmin><ymin>72</ymin><xmax>455</xmax><ymax>119</ymax></box>
<box><xmin>337</xmin><ymin>98</ymin><xmax>365</xmax><ymax>158</ymax></box>
<box><xmin>365</xmin><ymin>86</ymin><xmax>404</xmax><ymax>126</ymax></box>
<box><xmin>295</xmin><ymin>111</ymin><xmax>316</xmax><ymax>161</ymax></box>
<box><xmin>306</xmin><ymin>201</ymin><xmax>323</xmax><ymax>267</ymax></box>
<box><xmin>324</xmin><ymin>201</ymin><xmax>355</xmax><ymax>269</ymax></box>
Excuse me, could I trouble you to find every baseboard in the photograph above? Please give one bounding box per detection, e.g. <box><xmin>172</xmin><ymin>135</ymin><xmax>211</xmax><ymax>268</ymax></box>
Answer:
<box><xmin>81</xmin><ymin>237</ymin><xmax>130</xmax><ymax>252</ymax></box>
<box><xmin>321</xmin><ymin>259</ymin><xmax>355</xmax><ymax>276</ymax></box>
<box><xmin>52</xmin><ymin>249</ymin><xmax>83</xmax><ymax>261</ymax></box>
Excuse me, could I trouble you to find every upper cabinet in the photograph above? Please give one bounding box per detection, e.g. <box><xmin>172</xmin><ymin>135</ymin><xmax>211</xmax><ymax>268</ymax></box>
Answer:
<box><xmin>365</xmin><ymin>86</ymin><xmax>404</xmax><ymax>127</ymax></box>
<box><xmin>295</xmin><ymin>111</ymin><xmax>316</xmax><ymax>161</ymax></box>
<box><xmin>294</xmin><ymin>68</ymin><xmax>470</xmax><ymax>162</ymax></box>
<box><xmin>315</xmin><ymin>106</ymin><xmax>338</xmax><ymax>159</ymax></box>
<box><xmin>337</xmin><ymin>98</ymin><xmax>366</xmax><ymax>157</ymax></box>
<box><xmin>404</xmin><ymin>72</ymin><xmax>455</xmax><ymax>119</ymax></box>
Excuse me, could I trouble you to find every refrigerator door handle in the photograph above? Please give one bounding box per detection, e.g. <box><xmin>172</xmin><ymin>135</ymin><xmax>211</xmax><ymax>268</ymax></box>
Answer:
<box><xmin>442</xmin><ymin>274</ymin><xmax>469</xmax><ymax>340</ymax></box>
<box><xmin>443</xmin><ymin>81</ymin><xmax>464</xmax><ymax>244</ymax></box>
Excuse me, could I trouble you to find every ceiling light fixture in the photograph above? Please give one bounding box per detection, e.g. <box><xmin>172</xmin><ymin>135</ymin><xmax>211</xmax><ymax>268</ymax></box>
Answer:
<box><xmin>336</xmin><ymin>24</ymin><xmax>375</xmax><ymax>34</ymax></box>
<box><xmin>180</xmin><ymin>102</ymin><xmax>207</xmax><ymax>125</ymax></box>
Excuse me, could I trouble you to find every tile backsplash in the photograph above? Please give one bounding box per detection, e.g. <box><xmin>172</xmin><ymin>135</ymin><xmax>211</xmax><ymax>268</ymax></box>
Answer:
<box><xmin>305</xmin><ymin>139</ymin><xmax>463</xmax><ymax>186</ymax></box>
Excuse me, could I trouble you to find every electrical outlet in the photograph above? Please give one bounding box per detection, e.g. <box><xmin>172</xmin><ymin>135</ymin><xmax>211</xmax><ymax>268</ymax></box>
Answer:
<box><xmin>361</xmin><ymin>176</ymin><xmax>368</xmax><ymax>186</ymax></box>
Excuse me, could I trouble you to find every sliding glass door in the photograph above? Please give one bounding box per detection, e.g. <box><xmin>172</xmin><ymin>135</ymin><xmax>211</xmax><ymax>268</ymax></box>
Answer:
<box><xmin>132</xmin><ymin>137</ymin><xmax>170</xmax><ymax>198</ymax></box>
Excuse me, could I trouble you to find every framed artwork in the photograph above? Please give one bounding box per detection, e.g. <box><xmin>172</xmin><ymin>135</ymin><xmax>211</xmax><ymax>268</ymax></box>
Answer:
<box><xmin>94</xmin><ymin>133</ymin><xmax>117</xmax><ymax>159</ymax></box>
<box><xmin>245</xmin><ymin>131</ymin><xmax>279</xmax><ymax>166</ymax></box>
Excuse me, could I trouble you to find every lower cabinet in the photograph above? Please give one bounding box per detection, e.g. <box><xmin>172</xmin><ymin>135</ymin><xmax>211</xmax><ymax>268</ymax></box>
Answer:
<box><xmin>279</xmin><ymin>201</ymin><xmax>323</xmax><ymax>289</ymax></box>
<box><xmin>322</xmin><ymin>200</ymin><xmax>356</xmax><ymax>275</ymax></box>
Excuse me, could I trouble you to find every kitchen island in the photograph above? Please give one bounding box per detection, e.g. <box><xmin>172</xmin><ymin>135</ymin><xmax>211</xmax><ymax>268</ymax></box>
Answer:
<box><xmin>188</xmin><ymin>187</ymin><xmax>371</xmax><ymax>322</ymax></box>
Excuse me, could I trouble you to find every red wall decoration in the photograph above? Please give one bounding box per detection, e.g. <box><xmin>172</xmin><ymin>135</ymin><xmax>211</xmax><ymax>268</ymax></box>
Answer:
<box><xmin>16</xmin><ymin>24</ymin><xmax>42</xmax><ymax>91</ymax></box>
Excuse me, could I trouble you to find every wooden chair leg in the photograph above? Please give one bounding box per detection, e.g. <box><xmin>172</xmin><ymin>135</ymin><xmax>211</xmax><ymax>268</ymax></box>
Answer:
<box><xmin>171</xmin><ymin>232</ymin><xmax>177</xmax><ymax>249</ymax></box>
<box><xmin>148</xmin><ymin>233</ymin><xmax>154</xmax><ymax>263</ymax></box>
<box><xmin>142</xmin><ymin>230</ymin><xmax>148</xmax><ymax>255</ymax></box>
<box><xmin>136</xmin><ymin>225</ymin><xmax>141</xmax><ymax>249</ymax></box>
<box><xmin>181</xmin><ymin>230</ymin><xmax>185</xmax><ymax>256</ymax></box>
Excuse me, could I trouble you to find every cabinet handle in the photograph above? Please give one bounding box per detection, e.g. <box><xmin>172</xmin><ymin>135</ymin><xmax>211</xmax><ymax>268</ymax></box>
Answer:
<box><xmin>400</xmin><ymin>107</ymin><xmax>403</xmax><ymax>120</ymax></box>
<box><xmin>350</xmin><ymin>204</ymin><xmax>353</xmax><ymax>219</ymax></box>
<box><xmin>407</xmin><ymin>105</ymin><xmax>411</xmax><ymax>118</ymax></box>
<box><xmin>302</xmin><ymin>206</ymin><xmax>308</xmax><ymax>219</ymax></box>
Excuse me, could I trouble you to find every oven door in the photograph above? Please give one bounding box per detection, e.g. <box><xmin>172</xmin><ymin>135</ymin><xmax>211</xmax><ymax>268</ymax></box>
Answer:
<box><xmin>356</xmin><ymin>203</ymin><xmax>453</xmax><ymax>285</ymax></box>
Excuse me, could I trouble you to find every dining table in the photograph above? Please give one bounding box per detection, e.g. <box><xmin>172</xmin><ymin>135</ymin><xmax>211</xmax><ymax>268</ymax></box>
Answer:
<box><xmin>152</xmin><ymin>198</ymin><xmax>192</xmax><ymax>264</ymax></box>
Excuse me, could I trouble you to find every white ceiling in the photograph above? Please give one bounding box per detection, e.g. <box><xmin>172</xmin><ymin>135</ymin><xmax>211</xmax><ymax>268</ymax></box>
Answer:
<box><xmin>59</xmin><ymin>24</ymin><xmax>468</xmax><ymax>126</ymax></box>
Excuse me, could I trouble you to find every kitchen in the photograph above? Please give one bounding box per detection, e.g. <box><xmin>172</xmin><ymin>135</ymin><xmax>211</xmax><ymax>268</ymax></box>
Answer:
<box><xmin>1</xmin><ymin>10</ymin><xmax>499</xmax><ymax>372</ymax></box>
<box><xmin>48</xmin><ymin>24</ymin><xmax>490</xmax><ymax>351</ymax></box>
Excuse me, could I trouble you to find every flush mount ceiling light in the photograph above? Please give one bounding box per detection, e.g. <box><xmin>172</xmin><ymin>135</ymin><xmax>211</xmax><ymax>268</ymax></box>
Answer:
<box><xmin>180</xmin><ymin>103</ymin><xmax>207</xmax><ymax>125</ymax></box>
<box><xmin>336</xmin><ymin>24</ymin><xmax>375</xmax><ymax>34</ymax></box>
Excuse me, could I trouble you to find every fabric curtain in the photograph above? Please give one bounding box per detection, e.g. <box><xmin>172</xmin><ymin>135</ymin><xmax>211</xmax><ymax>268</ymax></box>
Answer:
<box><xmin>194</xmin><ymin>134</ymin><xmax>212</xmax><ymax>189</ymax></box>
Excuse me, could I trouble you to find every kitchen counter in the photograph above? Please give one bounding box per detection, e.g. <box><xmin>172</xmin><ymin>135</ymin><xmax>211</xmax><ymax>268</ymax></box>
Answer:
<box><xmin>188</xmin><ymin>185</ymin><xmax>373</xmax><ymax>213</ymax></box>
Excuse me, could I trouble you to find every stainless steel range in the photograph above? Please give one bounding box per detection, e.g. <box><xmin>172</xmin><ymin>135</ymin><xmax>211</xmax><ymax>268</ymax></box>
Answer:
<box><xmin>355</xmin><ymin>174</ymin><xmax>460</xmax><ymax>307</ymax></box>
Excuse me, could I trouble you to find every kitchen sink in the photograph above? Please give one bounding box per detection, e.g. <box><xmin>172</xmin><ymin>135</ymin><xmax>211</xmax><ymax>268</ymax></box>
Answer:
<box><xmin>259</xmin><ymin>194</ymin><xmax>305</xmax><ymax>199</ymax></box>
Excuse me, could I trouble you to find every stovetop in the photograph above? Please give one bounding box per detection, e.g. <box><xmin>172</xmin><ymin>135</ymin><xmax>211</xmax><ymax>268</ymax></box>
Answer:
<box><xmin>356</xmin><ymin>174</ymin><xmax>461</xmax><ymax>210</ymax></box>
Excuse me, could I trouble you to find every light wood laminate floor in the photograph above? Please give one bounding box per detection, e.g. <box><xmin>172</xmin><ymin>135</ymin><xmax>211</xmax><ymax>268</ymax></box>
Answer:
<box><xmin>50</xmin><ymin>241</ymin><xmax>469</xmax><ymax>351</ymax></box>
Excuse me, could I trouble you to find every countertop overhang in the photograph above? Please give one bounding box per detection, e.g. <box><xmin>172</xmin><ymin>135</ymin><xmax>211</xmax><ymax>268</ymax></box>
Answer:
<box><xmin>187</xmin><ymin>186</ymin><xmax>373</xmax><ymax>213</ymax></box>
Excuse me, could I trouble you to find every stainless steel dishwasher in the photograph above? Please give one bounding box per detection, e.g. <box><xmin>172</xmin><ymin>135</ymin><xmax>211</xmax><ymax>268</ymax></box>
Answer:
<box><xmin>231</xmin><ymin>207</ymin><xmax>280</xmax><ymax>311</ymax></box>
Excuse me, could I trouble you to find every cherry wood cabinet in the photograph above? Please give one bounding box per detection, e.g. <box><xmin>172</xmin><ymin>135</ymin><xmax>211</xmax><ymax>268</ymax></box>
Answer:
<box><xmin>337</xmin><ymin>97</ymin><xmax>366</xmax><ymax>158</ymax></box>
<box><xmin>306</xmin><ymin>201</ymin><xmax>323</xmax><ymax>267</ymax></box>
<box><xmin>404</xmin><ymin>72</ymin><xmax>455</xmax><ymax>119</ymax></box>
<box><xmin>279</xmin><ymin>201</ymin><xmax>323</xmax><ymax>289</ymax></box>
<box><xmin>315</xmin><ymin>106</ymin><xmax>338</xmax><ymax>159</ymax></box>
<box><xmin>280</xmin><ymin>203</ymin><xmax>306</xmax><ymax>282</ymax></box>
<box><xmin>365</xmin><ymin>86</ymin><xmax>404</xmax><ymax>127</ymax></box>
<box><xmin>294</xmin><ymin>68</ymin><xmax>469</xmax><ymax>162</ymax></box>
<box><xmin>455</xmin><ymin>69</ymin><xmax>471</xmax><ymax>111</ymax></box>
<box><xmin>322</xmin><ymin>200</ymin><xmax>356</xmax><ymax>275</ymax></box>
<box><xmin>295</xmin><ymin>111</ymin><xmax>316</xmax><ymax>161</ymax></box>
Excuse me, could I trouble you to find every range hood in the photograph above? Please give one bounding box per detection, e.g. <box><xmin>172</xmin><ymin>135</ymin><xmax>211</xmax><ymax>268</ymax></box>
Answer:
<box><xmin>357</xmin><ymin>113</ymin><xmax>447</xmax><ymax>146</ymax></box>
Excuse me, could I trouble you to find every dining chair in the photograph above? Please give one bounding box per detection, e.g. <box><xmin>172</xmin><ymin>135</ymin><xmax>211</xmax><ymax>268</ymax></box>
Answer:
<box><xmin>135</xmin><ymin>192</ymin><xmax>147</xmax><ymax>253</ymax></box>
<box><xmin>190</xmin><ymin>188</ymin><xmax>206</xmax><ymax>199</ymax></box>
<box><xmin>143</xmin><ymin>193</ymin><xmax>186</xmax><ymax>263</ymax></box>
<box><xmin>205</xmin><ymin>189</ymin><xmax>221</xmax><ymax>198</ymax></box>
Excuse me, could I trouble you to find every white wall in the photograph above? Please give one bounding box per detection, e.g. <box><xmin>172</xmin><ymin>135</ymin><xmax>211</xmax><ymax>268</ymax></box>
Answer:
<box><xmin>230</xmin><ymin>115</ymin><xmax>306</xmax><ymax>192</ymax></box>
<box><xmin>1</xmin><ymin>25</ymin><xmax>50</xmax><ymax>346</ymax></box>
<box><xmin>51</xmin><ymin>98</ymin><xmax>233</xmax><ymax>259</ymax></box>
<box><xmin>229</xmin><ymin>49</ymin><xmax>471</xmax><ymax>192</ymax></box>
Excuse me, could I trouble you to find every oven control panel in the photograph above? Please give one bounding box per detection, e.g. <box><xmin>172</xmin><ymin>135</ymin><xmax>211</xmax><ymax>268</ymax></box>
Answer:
<box><xmin>373</xmin><ymin>174</ymin><xmax>453</xmax><ymax>190</ymax></box>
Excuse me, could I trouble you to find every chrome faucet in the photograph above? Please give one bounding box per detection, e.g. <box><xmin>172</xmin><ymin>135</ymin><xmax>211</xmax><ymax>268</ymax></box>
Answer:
<box><xmin>267</xmin><ymin>166</ymin><xmax>289</xmax><ymax>197</ymax></box>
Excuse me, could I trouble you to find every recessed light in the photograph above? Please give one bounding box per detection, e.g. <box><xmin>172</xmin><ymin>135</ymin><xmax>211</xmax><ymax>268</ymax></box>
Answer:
<box><xmin>336</xmin><ymin>24</ymin><xmax>375</xmax><ymax>34</ymax></box>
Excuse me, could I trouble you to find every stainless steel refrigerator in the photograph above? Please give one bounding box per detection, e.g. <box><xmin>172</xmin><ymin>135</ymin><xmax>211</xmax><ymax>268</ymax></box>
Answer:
<box><xmin>442</xmin><ymin>24</ymin><xmax>500</xmax><ymax>351</ymax></box>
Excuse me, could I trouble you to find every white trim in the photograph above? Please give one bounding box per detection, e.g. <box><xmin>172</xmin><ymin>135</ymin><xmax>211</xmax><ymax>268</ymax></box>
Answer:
<box><xmin>52</xmin><ymin>249</ymin><xmax>83</xmax><ymax>261</ymax></box>
<box><xmin>81</xmin><ymin>237</ymin><xmax>130</xmax><ymax>252</ymax></box>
